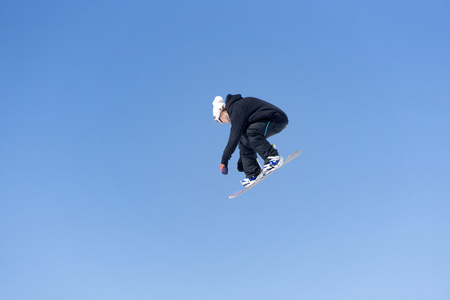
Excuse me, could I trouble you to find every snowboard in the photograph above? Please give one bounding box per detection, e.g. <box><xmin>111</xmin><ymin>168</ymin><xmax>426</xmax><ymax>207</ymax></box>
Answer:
<box><xmin>229</xmin><ymin>150</ymin><xmax>301</xmax><ymax>198</ymax></box>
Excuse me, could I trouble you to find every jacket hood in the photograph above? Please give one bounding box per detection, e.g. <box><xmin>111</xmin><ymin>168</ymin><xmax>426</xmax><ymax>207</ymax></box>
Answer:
<box><xmin>225</xmin><ymin>94</ymin><xmax>243</xmax><ymax>110</ymax></box>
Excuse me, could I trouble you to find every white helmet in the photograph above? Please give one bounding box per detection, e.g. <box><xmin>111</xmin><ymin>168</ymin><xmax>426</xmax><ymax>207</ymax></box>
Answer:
<box><xmin>212</xmin><ymin>96</ymin><xmax>225</xmax><ymax>124</ymax></box>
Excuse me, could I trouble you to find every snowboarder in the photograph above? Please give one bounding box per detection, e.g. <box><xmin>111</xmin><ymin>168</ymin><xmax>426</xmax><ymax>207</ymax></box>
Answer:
<box><xmin>213</xmin><ymin>94</ymin><xmax>289</xmax><ymax>187</ymax></box>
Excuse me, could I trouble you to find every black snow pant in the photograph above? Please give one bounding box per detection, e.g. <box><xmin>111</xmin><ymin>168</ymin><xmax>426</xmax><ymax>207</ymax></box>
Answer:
<box><xmin>237</xmin><ymin>113</ymin><xmax>288</xmax><ymax>178</ymax></box>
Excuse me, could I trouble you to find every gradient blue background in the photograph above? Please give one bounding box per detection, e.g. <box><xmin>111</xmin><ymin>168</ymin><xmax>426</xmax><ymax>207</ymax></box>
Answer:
<box><xmin>1</xmin><ymin>1</ymin><xmax>449</xmax><ymax>299</ymax></box>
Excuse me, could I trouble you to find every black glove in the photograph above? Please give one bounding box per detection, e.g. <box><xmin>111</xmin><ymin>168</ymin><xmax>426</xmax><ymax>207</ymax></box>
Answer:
<box><xmin>220</xmin><ymin>164</ymin><xmax>228</xmax><ymax>175</ymax></box>
<box><xmin>237</xmin><ymin>157</ymin><xmax>244</xmax><ymax>172</ymax></box>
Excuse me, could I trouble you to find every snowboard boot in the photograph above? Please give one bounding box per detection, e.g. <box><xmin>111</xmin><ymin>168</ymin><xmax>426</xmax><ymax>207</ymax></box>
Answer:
<box><xmin>240</xmin><ymin>171</ymin><xmax>264</xmax><ymax>188</ymax></box>
<box><xmin>263</xmin><ymin>155</ymin><xmax>284</xmax><ymax>176</ymax></box>
<box><xmin>240</xmin><ymin>176</ymin><xmax>257</xmax><ymax>188</ymax></box>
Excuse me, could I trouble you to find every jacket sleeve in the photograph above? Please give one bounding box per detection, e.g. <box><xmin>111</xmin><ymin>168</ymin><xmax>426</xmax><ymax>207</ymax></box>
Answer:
<box><xmin>221</xmin><ymin>109</ymin><xmax>246</xmax><ymax>165</ymax></box>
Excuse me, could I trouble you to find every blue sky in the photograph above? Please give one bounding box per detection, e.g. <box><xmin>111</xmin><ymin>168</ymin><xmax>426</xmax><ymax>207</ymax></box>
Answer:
<box><xmin>1</xmin><ymin>1</ymin><xmax>449</xmax><ymax>299</ymax></box>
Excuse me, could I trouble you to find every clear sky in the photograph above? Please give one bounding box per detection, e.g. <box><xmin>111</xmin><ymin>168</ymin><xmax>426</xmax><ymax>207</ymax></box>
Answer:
<box><xmin>1</xmin><ymin>1</ymin><xmax>449</xmax><ymax>299</ymax></box>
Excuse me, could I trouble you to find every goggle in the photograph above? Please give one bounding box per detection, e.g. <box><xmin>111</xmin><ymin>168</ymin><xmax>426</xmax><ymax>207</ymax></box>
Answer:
<box><xmin>214</xmin><ymin>107</ymin><xmax>224</xmax><ymax>124</ymax></box>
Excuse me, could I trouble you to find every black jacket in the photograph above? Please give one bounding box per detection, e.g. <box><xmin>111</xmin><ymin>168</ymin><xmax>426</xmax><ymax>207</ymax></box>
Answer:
<box><xmin>221</xmin><ymin>94</ymin><xmax>288</xmax><ymax>165</ymax></box>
